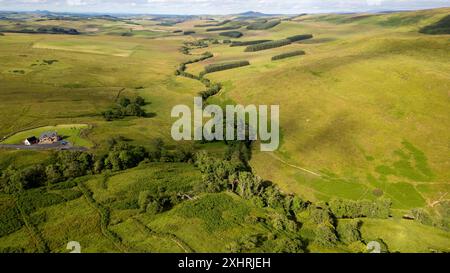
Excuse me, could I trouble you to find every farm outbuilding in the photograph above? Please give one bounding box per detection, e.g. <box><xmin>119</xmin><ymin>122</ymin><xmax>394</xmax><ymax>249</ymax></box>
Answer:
<box><xmin>24</xmin><ymin>136</ymin><xmax>38</xmax><ymax>146</ymax></box>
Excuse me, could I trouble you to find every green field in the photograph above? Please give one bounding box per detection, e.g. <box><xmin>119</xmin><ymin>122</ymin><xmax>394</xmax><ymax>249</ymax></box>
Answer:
<box><xmin>0</xmin><ymin>8</ymin><xmax>448</xmax><ymax>253</ymax></box>
<box><xmin>2</xmin><ymin>124</ymin><xmax>92</xmax><ymax>147</ymax></box>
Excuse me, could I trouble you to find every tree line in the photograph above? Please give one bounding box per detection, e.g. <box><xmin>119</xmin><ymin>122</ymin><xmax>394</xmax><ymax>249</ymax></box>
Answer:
<box><xmin>219</xmin><ymin>31</ymin><xmax>243</xmax><ymax>38</ymax></box>
<box><xmin>244</xmin><ymin>34</ymin><xmax>313</xmax><ymax>52</ymax></box>
<box><xmin>272</xmin><ymin>50</ymin><xmax>305</xmax><ymax>61</ymax></box>
<box><xmin>203</xmin><ymin>60</ymin><xmax>250</xmax><ymax>74</ymax></box>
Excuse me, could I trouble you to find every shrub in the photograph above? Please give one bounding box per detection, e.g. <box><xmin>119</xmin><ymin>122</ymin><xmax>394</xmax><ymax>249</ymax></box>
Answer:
<box><xmin>310</xmin><ymin>207</ymin><xmax>335</xmax><ymax>226</ymax></box>
<box><xmin>219</xmin><ymin>31</ymin><xmax>243</xmax><ymax>38</ymax></box>
<box><xmin>17</xmin><ymin>189</ymin><xmax>68</xmax><ymax>214</ymax></box>
<box><xmin>183</xmin><ymin>31</ymin><xmax>196</xmax><ymax>35</ymax></box>
<box><xmin>244</xmin><ymin>39</ymin><xmax>291</xmax><ymax>52</ymax></box>
<box><xmin>0</xmin><ymin>165</ymin><xmax>46</xmax><ymax>192</ymax></box>
<box><xmin>230</xmin><ymin>40</ymin><xmax>272</xmax><ymax>47</ymax></box>
<box><xmin>286</xmin><ymin>34</ymin><xmax>313</xmax><ymax>42</ymax></box>
<box><xmin>204</xmin><ymin>60</ymin><xmax>250</xmax><ymax>74</ymax></box>
<box><xmin>247</xmin><ymin>20</ymin><xmax>281</xmax><ymax>30</ymax></box>
<box><xmin>0</xmin><ymin>204</ymin><xmax>23</xmax><ymax>237</ymax></box>
<box><xmin>272</xmin><ymin>50</ymin><xmax>305</xmax><ymax>61</ymax></box>
<box><xmin>273</xmin><ymin>237</ymin><xmax>304</xmax><ymax>253</ymax></box>
<box><xmin>336</xmin><ymin>220</ymin><xmax>362</xmax><ymax>243</ymax></box>
<box><xmin>411</xmin><ymin>208</ymin><xmax>433</xmax><ymax>226</ymax></box>
<box><xmin>314</xmin><ymin>224</ymin><xmax>338</xmax><ymax>247</ymax></box>
<box><xmin>329</xmin><ymin>198</ymin><xmax>391</xmax><ymax>219</ymax></box>
<box><xmin>138</xmin><ymin>190</ymin><xmax>152</xmax><ymax>212</ymax></box>
<box><xmin>0</xmin><ymin>247</ymin><xmax>24</xmax><ymax>253</ymax></box>
<box><xmin>269</xmin><ymin>213</ymin><xmax>298</xmax><ymax>232</ymax></box>
<box><xmin>173</xmin><ymin>30</ymin><xmax>182</xmax><ymax>33</ymax></box>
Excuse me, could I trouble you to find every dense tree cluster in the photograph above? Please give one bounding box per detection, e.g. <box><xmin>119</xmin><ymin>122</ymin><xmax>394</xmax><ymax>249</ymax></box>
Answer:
<box><xmin>309</xmin><ymin>206</ymin><xmax>338</xmax><ymax>247</ymax></box>
<box><xmin>138</xmin><ymin>187</ymin><xmax>181</xmax><ymax>215</ymax></box>
<box><xmin>102</xmin><ymin>96</ymin><xmax>147</xmax><ymax>121</ymax></box>
<box><xmin>328</xmin><ymin>198</ymin><xmax>392</xmax><ymax>219</ymax></box>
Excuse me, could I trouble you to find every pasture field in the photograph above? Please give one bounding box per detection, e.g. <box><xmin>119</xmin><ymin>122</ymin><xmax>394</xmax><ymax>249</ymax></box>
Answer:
<box><xmin>0</xmin><ymin>8</ymin><xmax>448</xmax><ymax>253</ymax></box>
<box><xmin>2</xmin><ymin>124</ymin><xmax>91</xmax><ymax>147</ymax></box>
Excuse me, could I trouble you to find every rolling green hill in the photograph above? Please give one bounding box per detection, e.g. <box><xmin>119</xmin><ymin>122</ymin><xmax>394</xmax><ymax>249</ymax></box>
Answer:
<box><xmin>0</xmin><ymin>8</ymin><xmax>449</xmax><ymax>253</ymax></box>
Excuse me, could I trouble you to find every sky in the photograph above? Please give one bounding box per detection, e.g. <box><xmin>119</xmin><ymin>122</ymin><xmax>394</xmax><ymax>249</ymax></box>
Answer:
<box><xmin>0</xmin><ymin>0</ymin><xmax>449</xmax><ymax>15</ymax></box>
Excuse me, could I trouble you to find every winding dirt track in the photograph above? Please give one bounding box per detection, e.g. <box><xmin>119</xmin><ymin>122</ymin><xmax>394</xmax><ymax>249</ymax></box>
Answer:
<box><xmin>267</xmin><ymin>153</ymin><xmax>322</xmax><ymax>177</ymax></box>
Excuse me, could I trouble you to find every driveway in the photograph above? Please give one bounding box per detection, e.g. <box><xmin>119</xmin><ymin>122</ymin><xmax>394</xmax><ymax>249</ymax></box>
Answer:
<box><xmin>0</xmin><ymin>142</ymin><xmax>88</xmax><ymax>151</ymax></box>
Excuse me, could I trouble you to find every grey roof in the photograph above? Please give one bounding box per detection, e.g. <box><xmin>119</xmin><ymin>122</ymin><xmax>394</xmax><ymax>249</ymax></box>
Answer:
<box><xmin>26</xmin><ymin>136</ymin><xmax>37</xmax><ymax>142</ymax></box>
<box><xmin>39</xmin><ymin>131</ymin><xmax>58</xmax><ymax>138</ymax></box>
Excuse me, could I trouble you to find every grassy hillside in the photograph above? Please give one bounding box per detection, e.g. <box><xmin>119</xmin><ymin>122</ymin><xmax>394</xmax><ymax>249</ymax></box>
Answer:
<box><xmin>189</xmin><ymin>9</ymin><xmax>450</xmax><ymax>210</ymax></box>
<box><xmin>0</xmin><ymin>8</ymin><xmax>448</xmax><ymax>253</ymax></box>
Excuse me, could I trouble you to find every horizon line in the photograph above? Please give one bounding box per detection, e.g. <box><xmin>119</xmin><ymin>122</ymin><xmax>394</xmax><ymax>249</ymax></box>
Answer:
<box><xmin>0</xmin><ymin>6</ymin><xmax>449</xmax><ymax>17</ymax></box>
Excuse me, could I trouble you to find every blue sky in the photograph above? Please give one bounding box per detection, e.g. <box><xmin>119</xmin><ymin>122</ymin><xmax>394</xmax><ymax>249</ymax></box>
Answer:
<box><xmin>0</xmin><ymin>0</ymin><xmax>449</xmax><ymax>15</ymax></box>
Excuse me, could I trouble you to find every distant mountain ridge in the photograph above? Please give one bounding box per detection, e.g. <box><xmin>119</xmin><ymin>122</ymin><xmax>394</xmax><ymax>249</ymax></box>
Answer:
<box><xmin>236</xmin><ymin>11</ymin><xmax>275</xmax><ymax>17</ymax></box>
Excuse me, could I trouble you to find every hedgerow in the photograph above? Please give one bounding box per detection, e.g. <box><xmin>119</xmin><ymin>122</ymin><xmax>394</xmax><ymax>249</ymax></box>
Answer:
<box><xmin>244</xmin><ymin>39</ymin><xmax>291</xmax><ymax>52</ymax></box>
<box><xmin>203</xmin><ymin>60</ymin><xmax>250</xmax><ymax>74</ymax></box>
<box><xmin>271</xmin><ymin>50</ymin><xmax>305</xmax><ymax>61</ymax></box>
